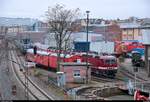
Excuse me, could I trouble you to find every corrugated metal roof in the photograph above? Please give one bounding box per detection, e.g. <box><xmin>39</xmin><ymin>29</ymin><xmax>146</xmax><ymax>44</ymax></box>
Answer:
<box><xmin>119</xmin><ymin>23</ymin><xmax>141</xmax><ymax>28</ymax></box>
<box><xmin>140</xmin><ymin>25</ymin><xmax>150</xmax><ymax>28</ymax></box>
<box><xmin>72</xmin><ymin>32</ymin><xmax>103</xmax><ymax>35</ymax></box>
<box><xmin>0</xmin><ymin>17</ymin><xmax>38</xmax><ymax>26</ymax></box>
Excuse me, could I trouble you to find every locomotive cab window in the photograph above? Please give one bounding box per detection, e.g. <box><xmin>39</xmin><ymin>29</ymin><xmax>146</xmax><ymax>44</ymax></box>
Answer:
<box><xmin>111</xmin><ymin>59</ymin><xmax>116</xmax><ymax>64</ymax></box>
<box><xmin>73</xmin><ymin>70</ymin><xmax>80</xmax><ymax>77</ymax></box>
<box><xmin>95</xmin><ymin>56</ymin><xmax>100</xmax><ymax>59</ymax></box>
<box><xmin>105</xmin><ymin>59</ymin><xmax>116</xmax><ymax>64</ymax></box>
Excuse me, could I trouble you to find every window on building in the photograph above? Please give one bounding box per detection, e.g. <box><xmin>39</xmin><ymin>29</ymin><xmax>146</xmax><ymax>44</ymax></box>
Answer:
<box><xmin>138</xmin><ymin>29</ymin><xmax>142</xmax><ymax>36</ymax></box>
<box><xmin>73</xmin><ymin>70</ymin><xmax>80</xmax><ymax>77</ymax></box>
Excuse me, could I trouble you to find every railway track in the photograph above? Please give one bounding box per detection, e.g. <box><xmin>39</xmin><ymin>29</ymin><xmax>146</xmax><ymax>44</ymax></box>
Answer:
<box><xmin>9</xmin><ymin>44</ymin><xmax>53</xmax><ymax>100</ymax></box>
<box><xmin>91</xmin><ymin>64</ymin><xmax>147</xmax><ymax>85</ymax></box>
<box><xmin>77</xmin><ymin>85</ymin><xmax>119</xmax><ymax>100</ymax></box>
<box><xmin>91</xmin><ymin>76</ymin><xmax>121</xmax><ymax>83</ymax></box>
<box><xmin>119</xmin><ymin>65</ymin><xmax>148</xmax><ymax>82</ymax></box>
<box><xmin>78</xmin><ymin>87</ymin><xmax>102</xmax><ymax>100</ymax></box>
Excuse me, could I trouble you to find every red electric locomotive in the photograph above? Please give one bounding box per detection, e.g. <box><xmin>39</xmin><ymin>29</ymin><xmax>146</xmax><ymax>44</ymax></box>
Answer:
<box><xmin>79</xmin><ymin>53</ymin><xmax>118</xmax><ymax>78</ymax></box>
<box><xmin>134</xmin><ymin>90</ymin><xmax>149</xmax><ymax>101</ymax></box>
<box><xmin>26</xmin><ymin>47</ymin><xmax>118</xmax><ymax>78</ymax></box>
<box><xmin>26</xmin><ymin>48</ymin><xmax>82</xmax><ymax>70</ymax></box>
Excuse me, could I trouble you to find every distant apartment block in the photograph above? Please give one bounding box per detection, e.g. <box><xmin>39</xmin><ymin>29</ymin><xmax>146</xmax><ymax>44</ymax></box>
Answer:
<box><xmin>33</xmin><ymin>21</ymin><xmax>49</xmax><ymax>32</ymax></box>
<box><xmin>0</xmin><ymin>26</ymin><xmax>7</xmax><ymax>34</ymax></box>
<box><xmin>118</xmin><ymin>18</ymin><xmax>150</xmax><ymax>41</ymax></box>
<box><xmin>1</xmin><ymin>17</ymin><xmax>150</xmax><ymax>43</ymax></box>
<box><xmin>119</xmin><ymin>23</ymin><xmax>142</xmax><ymax>40</ymax></box>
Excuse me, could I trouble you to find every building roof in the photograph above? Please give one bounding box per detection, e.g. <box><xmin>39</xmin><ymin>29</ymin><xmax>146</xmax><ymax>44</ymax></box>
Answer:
<box><xmin>119</xmin><ymin>23</ymin><xmax>141</xmax><ymax>29</ymax></box>
<box><xmin>0</xmin><ymin>17</ymin><xmax>38</xmax><ymax>26</ymax></box>
<box><xmin>72</xmin><ymin>32</ymin><xmax>103</xmax><ymax>35</ymax></box>
<box><xmin>140</xmin><ymin>25</ymin><xmax>150</xmax><ymax>28</ymax></box>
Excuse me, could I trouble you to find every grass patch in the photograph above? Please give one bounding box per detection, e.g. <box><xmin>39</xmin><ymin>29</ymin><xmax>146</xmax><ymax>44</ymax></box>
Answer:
<box><xmin>34</xmin><ymin>70</ymin><xmax>42</xmax><ymax>77</ymax></box>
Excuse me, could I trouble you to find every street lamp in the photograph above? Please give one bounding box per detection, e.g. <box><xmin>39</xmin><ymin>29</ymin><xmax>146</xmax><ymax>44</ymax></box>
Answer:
<box><xmin>86</xmin><ymin>10</ymin><xmax>90</xmax><ymax>84</ymax></box>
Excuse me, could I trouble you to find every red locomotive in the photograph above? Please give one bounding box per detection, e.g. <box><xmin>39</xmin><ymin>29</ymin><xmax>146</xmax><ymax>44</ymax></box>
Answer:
<box><xmin>78</xmin><ymin>52</ymin><xmax>118</xmax><ymax>78</ymax></box>
<box><xmin>134</xmin><ymin>90</ymin><xmax>149</xmax><ymax>101</ymax></box>
<box><xmin>26</xmin><ymin>46</ymin><xmax>118</xmax><ymax>78</ymax></box>
<box><xmin>26</xmin><ymin>48</ymin><xmax>81</xmax><ymax>70</ymax></box>
<box><xmin>115</xmin><ymin>41</ymin><xmax>144</xmax><ymax>56</ymax></box>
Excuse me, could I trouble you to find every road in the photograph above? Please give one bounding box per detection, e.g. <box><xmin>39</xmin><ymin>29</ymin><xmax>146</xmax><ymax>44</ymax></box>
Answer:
<box><xmin>0</xmin><ymin>39</ymin><xmax>26</xmax><ymax>100</ymax></box>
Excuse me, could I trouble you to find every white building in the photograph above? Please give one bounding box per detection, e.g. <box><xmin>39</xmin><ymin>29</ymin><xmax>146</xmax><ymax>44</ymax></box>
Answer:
<box><xmin>71</xmin><ymin>32</ymin><xmax>104</xmax><ymax>42</ymax></box>
<box><xmin>141</xmin><ymin>29</ymin><xmax>150</xmax><ymax>76</ymax></box>
<box><xmin>90</xmin><ymin>41</ymin><xmax>114</xmax><ymax>54</ymax></box>
<box><xmin>43</xmin><ymin>32</ymin><xmax>115</xmax><ymax>53</ymax></box>
<box><xmin>141</xmin><ymin>29</ymin><xmax>150</xmax><ymax>44</ymax></box>
<box><xmin>44</xmin><ymin>33</ymin><xmax>56</xmax><ymax>47</ymax></box>
<box><xmin>72</xmin><ymin>32</ymin><xmax>115</xmax><ymax>53</ymax></box>
<box><xmin>44</xmin><ymin>32</ymin><xmax>74</xmax><ymax>49</ymax></box>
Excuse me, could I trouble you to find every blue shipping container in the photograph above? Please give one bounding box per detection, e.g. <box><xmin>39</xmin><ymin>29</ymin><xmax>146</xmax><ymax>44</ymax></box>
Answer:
<box><xmin>74</xmin><ymin>42</ymin><xmax>90</xmax><ymax>52</ymax></box>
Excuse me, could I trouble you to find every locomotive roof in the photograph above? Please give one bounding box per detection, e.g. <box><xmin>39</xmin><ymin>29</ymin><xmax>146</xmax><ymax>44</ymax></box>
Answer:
<box><xmin>100</xmin><ymin>55</ymin><xmax>116</xmax><ymax>59</ymax></box>
<box><xmin>27</xmin><ymin>49</ymin><xmax>73</xmax><ymax>58</ymax></box>
<box><xmin>27</xmin><ymin>49</ymin><xmax>50</xmax><ymax>55</ymax></box>
<box><xmin>60</xmin><ymin>62</ymin><xmax>91</xmax><ymax>66</ymax></box>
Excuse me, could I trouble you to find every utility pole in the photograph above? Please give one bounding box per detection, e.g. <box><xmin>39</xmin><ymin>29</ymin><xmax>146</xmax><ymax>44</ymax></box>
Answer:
<box><xmin>104</xmin><ymin>22</ymin><xmax>107</xmax><ymax>43</ymax></box>
<box><xmin>86</xmin><ymin>10</ymin><xmax>90</xmax><ymax>84</ymax></box>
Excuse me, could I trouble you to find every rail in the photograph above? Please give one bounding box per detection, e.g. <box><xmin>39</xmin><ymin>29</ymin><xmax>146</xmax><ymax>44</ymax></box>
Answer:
<box><xmin>118</xmin><ymin>65</ymin><xmax>147</xmax><ymax>82</ymax></box>
<box><xmin>9</xmin><ymin>44</ymin><xmax>54</xmax><ymax>100</ymax></box>
<box><xmin>91</xmin><ymin>76</ymin><xmax>122</xmax><ymax>83</ymax></box>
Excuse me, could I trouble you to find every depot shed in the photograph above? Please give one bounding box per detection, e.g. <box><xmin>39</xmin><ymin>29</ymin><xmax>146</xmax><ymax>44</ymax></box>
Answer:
<box><xmin>142</xmin><ymin>29</ymin><xmax>150</xmax><ymax>77</ymax></box>
<box><xmin>59</xmin><ymin>62</ymin><xmax>91</xmax><ymax>83</ymax></box>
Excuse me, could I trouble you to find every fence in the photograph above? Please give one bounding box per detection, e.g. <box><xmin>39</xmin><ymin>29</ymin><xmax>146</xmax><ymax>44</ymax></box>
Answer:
<box><xmin>47</xmin><ymin>75</ymin><xmax>69</xmax><ymax>100</ymax></box>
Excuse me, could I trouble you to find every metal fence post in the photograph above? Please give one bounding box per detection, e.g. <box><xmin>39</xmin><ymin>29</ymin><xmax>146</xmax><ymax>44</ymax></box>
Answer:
<box><xmin>141</xmin><ymin>83</ymin><xmax>144</xmax><ymax>92</ymax></box>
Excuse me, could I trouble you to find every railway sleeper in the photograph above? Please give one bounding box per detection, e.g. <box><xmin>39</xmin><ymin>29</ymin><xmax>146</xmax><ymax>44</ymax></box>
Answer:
<box><xmin>92</xmin><ymin>70</ymin><xmax>116</xmax><ymax>79</ymax></box>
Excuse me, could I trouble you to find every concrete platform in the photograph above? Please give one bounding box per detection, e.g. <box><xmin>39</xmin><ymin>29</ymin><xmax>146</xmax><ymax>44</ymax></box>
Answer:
<box><xmin>107</xmin><ymin>95</ymin><xmax>134</xmax><ymax>100</ymax></box>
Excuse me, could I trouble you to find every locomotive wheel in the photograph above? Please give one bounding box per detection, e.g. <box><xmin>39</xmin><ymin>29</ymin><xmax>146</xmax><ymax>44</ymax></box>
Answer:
<box><xmin>140</xmin><ymin>62</ymin><xmax>145</xmax><ymax>67</ymax></box>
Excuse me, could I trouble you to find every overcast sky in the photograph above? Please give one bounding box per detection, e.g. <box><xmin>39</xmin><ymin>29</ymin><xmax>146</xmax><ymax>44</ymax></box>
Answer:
<box><xmin>0</xmin><ymin>0</ymin><xmax>150</xmax><ymax>20</ymax></box>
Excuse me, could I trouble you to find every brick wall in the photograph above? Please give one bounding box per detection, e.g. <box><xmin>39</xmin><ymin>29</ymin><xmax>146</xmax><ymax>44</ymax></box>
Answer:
<box><xmin>60</xmin><ymin>65</ymin><xmax>91</xmax><ymax>83</ymax></box>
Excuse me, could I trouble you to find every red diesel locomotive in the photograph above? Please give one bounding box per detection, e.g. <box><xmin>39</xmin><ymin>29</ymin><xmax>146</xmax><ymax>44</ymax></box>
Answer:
<box><xmin>26</xmin><ymin>48</ymin><xmax>118</xmax><ymax>78</ymax></box>
<box><xmin>115</xmin><ymin>41</ymin><xmax>144</xmax><ymax>55</ymax></box>
<box><xmin>78</xmin><ymin>52</ymin><xmax>118</xmax><ymax>78</ymax></box>
<box><xmin>134</xmin><ymin>90</ymin><xmax>149</xmax><ymax>101</ymax></box>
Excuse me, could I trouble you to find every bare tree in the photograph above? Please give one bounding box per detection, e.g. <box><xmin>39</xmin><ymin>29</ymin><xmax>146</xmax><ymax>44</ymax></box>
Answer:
<box><xmin>46</xmin><ymin>4</ymin><xmax>80</xmax><ymax>71</ymax></box>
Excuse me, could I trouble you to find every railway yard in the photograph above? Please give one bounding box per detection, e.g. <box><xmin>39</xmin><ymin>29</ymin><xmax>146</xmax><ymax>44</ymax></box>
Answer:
<box><xmin>0</xmin><ymin>37</ymin><xmax>150</xmax><ymax>100</ymax></box>
<box><xmin>1</xmin><ymin>1</ymin><xmax>150</xmax><ymax>100</ymax></box>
